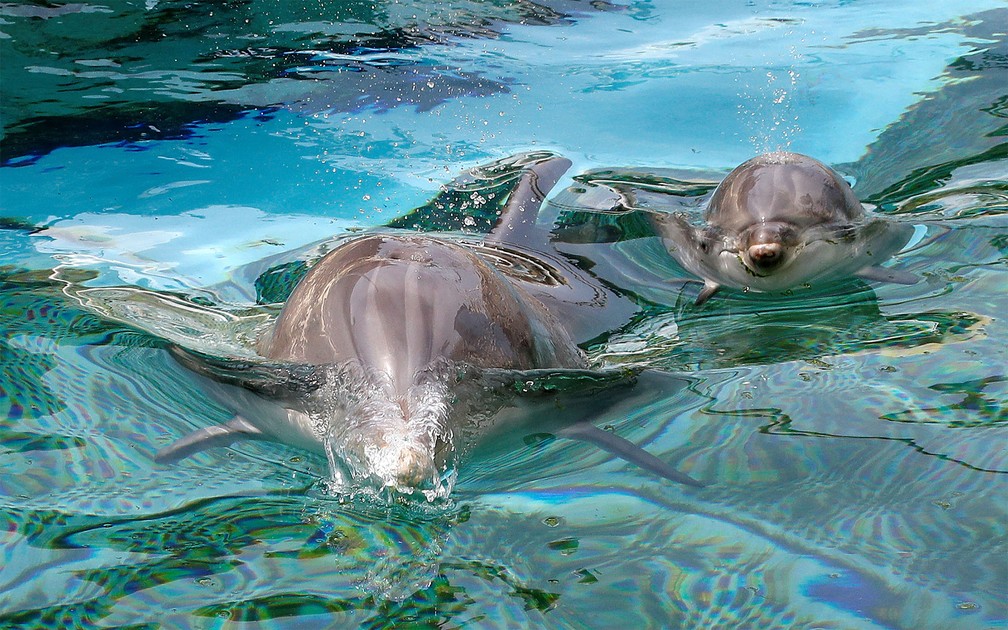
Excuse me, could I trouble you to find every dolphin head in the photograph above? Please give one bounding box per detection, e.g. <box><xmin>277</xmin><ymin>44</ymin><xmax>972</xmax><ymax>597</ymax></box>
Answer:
<box><xmin>684</xmin><ymin>151</ymin><xmax>872</xmax><ymax>291</ymax></box>
<box><xmin>705</xmin><ymin>151</ymin><xmax>864</xmax><ymax>236</ymax></box>
<box><xmin>316</xmin><ymin>361</ymin><xmax>461</xmax><ymax>500</ymax></box>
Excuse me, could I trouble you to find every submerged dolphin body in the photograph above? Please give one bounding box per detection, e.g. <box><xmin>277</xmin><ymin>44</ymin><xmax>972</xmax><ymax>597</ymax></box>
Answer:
<box><xmin>648</xmin><ymin>151</ymin><xmax>918</xmax><ymax>304</ymax></box>
<box><xmin>158</xmin><ymin>157</ymin><xmax>703</xmax><ymax>497</ymax></box>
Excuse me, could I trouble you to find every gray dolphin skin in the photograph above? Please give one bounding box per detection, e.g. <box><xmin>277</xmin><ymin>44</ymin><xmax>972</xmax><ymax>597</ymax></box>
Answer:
<box><xmin>157</xmin><ymin>156</ymin><xmax>704</xmax><ymax>498</ymax></box>
<box><xmin>648</xmin><ymin>151</ymin><xmax>918</xmax><ymax>304</ymax></box>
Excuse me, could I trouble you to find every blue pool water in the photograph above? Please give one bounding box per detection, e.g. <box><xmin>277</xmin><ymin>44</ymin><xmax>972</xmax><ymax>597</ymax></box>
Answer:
<box><xmin>1</xmin><ymin>0</ymin><xmax>1006</xmax><ymax>627</ymax></box>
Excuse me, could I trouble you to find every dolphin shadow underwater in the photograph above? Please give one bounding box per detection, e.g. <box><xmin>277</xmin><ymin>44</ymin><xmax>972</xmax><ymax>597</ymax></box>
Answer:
<box><xmin>639</xmin><ymin>152</ymin><xmax>920</xmax><ymax>305</ymax></box>
<box><xmin>154</xmin><ymin>156</ymin><xmax>704</xmax><ymax>499</ymax></box>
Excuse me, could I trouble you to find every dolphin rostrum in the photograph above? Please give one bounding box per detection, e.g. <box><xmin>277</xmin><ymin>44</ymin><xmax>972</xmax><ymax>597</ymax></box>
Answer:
<box><xmin>156</xmin><ymin>156</ymin><xmax>703</xmax><ymax>498</ymax></box>
<box><xmin>647</xmin><ymin>151</ymin><xmax>918</xmax><ymax>304</ymax></box>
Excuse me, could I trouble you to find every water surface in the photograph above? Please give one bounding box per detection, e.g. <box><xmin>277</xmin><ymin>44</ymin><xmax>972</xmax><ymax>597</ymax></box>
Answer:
<box><xmin>1</xmin><ymin>0</ymin><xmax>1006</xmax><ymax>627</ymax></box>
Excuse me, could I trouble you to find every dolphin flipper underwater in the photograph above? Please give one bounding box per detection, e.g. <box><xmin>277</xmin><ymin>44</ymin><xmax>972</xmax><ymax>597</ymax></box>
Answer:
<box><xmin>156</xmin><ymin>155</ymin><xmax>704</xmax><ymax>496</ymax></box>
<box><xmin>646</xmin><ymin>151</ymin><xmax>919</xmax><ymax>305</ymax></box>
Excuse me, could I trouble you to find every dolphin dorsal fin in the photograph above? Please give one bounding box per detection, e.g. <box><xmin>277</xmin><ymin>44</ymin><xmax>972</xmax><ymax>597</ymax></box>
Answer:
<box><xmin>486</xmin><ymin>156</ymin><xmax>572</xmax><ymax>247</ymax></box>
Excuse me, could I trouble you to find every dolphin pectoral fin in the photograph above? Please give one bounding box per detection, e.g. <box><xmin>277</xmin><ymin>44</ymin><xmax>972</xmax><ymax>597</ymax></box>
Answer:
<box><xmin>695</xmin><ymin>281</ymin><xmax>720</xmax><ymax>305</ymax></box>
<box><xmin>855</xmin><ymin>266</ymin><xmax>919</xmax><ymax>285</ymax></box>
<box><xmin>646</xmin><ymin>210</ymin><xmax>696</xmax><ymax>249</ymax></box>
<box><xmin>645</xmin><ymin>212</ymin><xmax>718</xmax><ymax>301</ymax></box>
<box><xmin>155</xmin><ymin>415</ymin><xmax>266</xmax><ymax>463</ymax></box>
<box><xmin>557</xmin><ymin>423</ymin><xmax>706</xmax><ymax>488</ymax></box>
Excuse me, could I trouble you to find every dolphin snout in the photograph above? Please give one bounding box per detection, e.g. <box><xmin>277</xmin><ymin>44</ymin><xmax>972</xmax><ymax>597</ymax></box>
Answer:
<box><xmin>389</xmin><ymin>447</ymin><xmax>439</xmax><ymax>488</ymax></box>
<box><xmin>364</xmin><ymin>431</ymin><xmax>445</xmax><ymax>492</ymax></box>
<box><xmin>746</xmin><ymin>242</ymin><xmax>783</xmax><ymax>269</ymax></box>
<box><xmin>742</xmin><ymin>223</ymin><xmax>795</xmax><ymax>272</ymax></box>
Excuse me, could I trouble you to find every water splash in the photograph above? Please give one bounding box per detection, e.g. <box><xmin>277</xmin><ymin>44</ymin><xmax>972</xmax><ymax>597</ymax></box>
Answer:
<box><xmin>313</xmin><ymin>361</ymin><xmax>461</xmax><ymax>503</ymax></box>
<box><xmin>733</xmin><ymin>16</ymin><xmax>811</xmax><ymax>154</ymax></box>
<box><xmin>737</xmin><ymin>64</ymin><xmax>804</xmax><ymax>153</ymax></box>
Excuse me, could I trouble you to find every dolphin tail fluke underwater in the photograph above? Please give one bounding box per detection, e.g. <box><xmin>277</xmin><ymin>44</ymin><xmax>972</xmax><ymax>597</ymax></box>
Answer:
<box><xmin>557</xmin><ymin>422</ymin><xmax>706</xmax><ymax>488</ymax></box>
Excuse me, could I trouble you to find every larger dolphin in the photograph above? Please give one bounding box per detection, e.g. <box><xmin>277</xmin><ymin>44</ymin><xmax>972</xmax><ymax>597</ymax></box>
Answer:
<box><xmin>157</xmin><ymin>157</ymin><xmax>702</xmax><ymax>498</ymax></box>
<box><xmin>647</xmin><ymin>151</ymin><xmax>918</xmax><ymax>304</ymax></box>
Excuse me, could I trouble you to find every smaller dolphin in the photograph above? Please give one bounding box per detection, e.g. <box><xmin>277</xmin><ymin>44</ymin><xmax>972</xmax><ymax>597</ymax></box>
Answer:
<box><xmin>647</xmin><ymin>151</ymin><xmax>918</xmax><ymax>304</ymax></box>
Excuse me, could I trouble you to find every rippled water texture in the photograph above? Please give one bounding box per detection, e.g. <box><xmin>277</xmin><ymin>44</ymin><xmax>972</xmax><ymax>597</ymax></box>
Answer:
<box><xmin>1</xmin><ymin>0</ymin><xmax>1006</xmax><ymax>628</ymax></box>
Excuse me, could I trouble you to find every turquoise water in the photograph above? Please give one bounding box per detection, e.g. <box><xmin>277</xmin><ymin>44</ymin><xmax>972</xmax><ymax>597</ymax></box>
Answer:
<box><xmin>1</xmin><ymin>0</ymin><xmax>1007</xmax><ymax>627</ymax></box>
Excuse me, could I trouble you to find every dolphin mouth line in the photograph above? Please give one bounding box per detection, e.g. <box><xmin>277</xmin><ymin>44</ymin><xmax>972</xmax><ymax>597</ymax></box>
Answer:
<box><xmin>730</xmin><ymin>252</ymin><xmax>770</xmax><ymax>278</ymax></box>
<box><xmin>728</xmin><ymin>239</ymin><xmax>810</xmax><ymax>278</ymax></box>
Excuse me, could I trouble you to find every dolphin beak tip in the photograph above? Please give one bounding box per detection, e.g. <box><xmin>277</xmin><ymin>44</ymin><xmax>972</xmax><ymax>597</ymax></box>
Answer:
<box><xmin>745</xmin><ymin>243</ymin><xmax>784</xmax><ymax>270</ymax></box>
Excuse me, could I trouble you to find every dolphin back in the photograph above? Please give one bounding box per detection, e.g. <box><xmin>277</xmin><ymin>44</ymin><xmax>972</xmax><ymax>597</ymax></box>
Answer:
<box><xmin>265</xmin><ymin>235</ymin><xmax>586</xmax><ymax>386</ymax></box>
